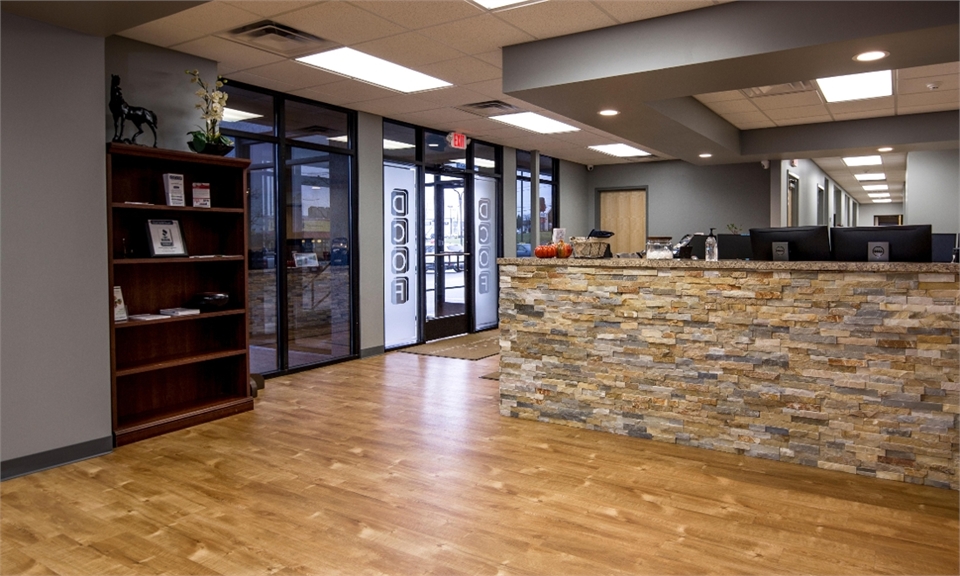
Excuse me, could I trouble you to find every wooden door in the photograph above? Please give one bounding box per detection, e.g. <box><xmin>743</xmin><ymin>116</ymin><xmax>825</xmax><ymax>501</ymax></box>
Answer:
<box><xmin>600</xmin><ymin>189</ymin><xmax>647</xmax><ymax>255</ymax></box>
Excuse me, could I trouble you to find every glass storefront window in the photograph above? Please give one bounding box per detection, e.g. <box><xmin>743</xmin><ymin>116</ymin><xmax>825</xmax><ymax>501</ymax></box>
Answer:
<box><xmin>424</xmin><ymin>129</ymin><xmax>465</xmax><ymax>170</ymax></box>
<box><xmin>516</xmin><ymin>151</ymin><xmax>557</xmax><ymax>255</ymax></box>
<box><xmin>473</xmin><ymin>142</ymin><xmax>498</xmax><ymax>176</ymax></box>
<box><xmin>286</xmin><ymin>100</ymin><xmax>349</xmax><ymax>149</ymax></box>
<box><xmin>285</xmin><ymin>147</ymin><xmax>353</xmax><ymax>367</ymax></box>
<box><xmin>221</xmin><ymin>84</ymin><xmax>274</xmax><ymax>135</ymax></box>
<box><xmin>384</xmin><ymin>121</ymin><xmax>416</xmax><ymax>163</ymax></box>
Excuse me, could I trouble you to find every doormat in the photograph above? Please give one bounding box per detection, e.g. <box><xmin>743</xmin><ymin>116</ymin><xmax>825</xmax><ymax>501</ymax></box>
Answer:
<box><xmin>401</xmin><ymin>331</ymin><xmax>500</xmax><ymax>360</ymax></box>
<box><xmin>479</xmin><ymin>371</ymin><xmax>500</xmax><ymax>380</ymax></box>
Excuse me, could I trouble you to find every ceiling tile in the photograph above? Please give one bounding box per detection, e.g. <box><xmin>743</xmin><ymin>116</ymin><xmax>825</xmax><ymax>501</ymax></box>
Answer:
<box><xmin>763</xmin><ymin>104</ymin><xmax>831</xmax><ymax>121</ymax></box>
<box><xmin>719</xmin><ymin>111</ymin><xmax>776</xmax><ymax>128</ymax></box>
<box><xmin>352</xmin><ymin>32</ymin><xmax>467</xmax><ymax>68</ymax></box>
<box><xmin>898</xmin><ymin>76</ymin><xmax>960</xmax><ymax>95</ymax></box>
<box><xmin>442</xmin><ymin>117</ymin><xmax>510</xmax><ymax>136</ymax></box>
<box><xmin>172</xmin><ymin>36</ymin><xmax>286</xmax><ymax>75</ymax></box>
<box><xmin>351</xmin><ymin>95</ymin><xmax>440</xmax><ymax>116</ymax></box>
<box><xmin>273</xmin><ymin>2</ymin><xmax>406</xmax><ymax>45</ymax></box>
<box><xmin>419</xmin><ymin>56</ymin><xmax>503</xmax><ymax>86</ymax></box>
<box><xmin>418</xmin><ymin>13</ymin><xmax>535</xmax><ymax>55</ymax></box>
<box><xmin>491</xmin><ymin>1</ymin><xmax>617</xmax><ymax>40</ymax></box>
<box><xmin>416</xmin><ymin>85</ymin><xmax>493</xmax><ymax>107</ymax></box>
<box><xmin>751</xmin><ymin>91</ymin><xmax>823</xmax><ymax>111</ymax></box>
<box><xmin>703</xmin><ymin>99</ymin><xmax>761</xmax><ymax>115</ymax></box>
<box><xmin>119</xmin><ymin>22</ymin><xmax>208</xmax><ymax>48</ymax></box>
<box><xmin>474</xmin><ymin>50</ymin><xmax>502</xmax><ymax>69</ymax></box>
<box><xmin>773</xmin><ymin>115</ymin><xmax>834</xmax><ymax>126</ymax></box>
<box><xmin>831</xmin><ymin>109</ymin><xmax>895</xmax><ymax>121</ymax></box>
<box><xmin>897</xmin><ymin>61</ymin><xmax>960</xmax><ymax>80</ymax></box>
<box><xmin>592</xmin><ymin>0</ymin><xmax>717</xmax><ymax>24</ymax></box>
<box><xmin>826</xmin><ymin>96</ymin><xmax>894</xmax><ymax>115</ymax></box>
<box><xmin>349</xmin><ymin>0</ymin><xmax>483</xmax><ymax>30</ymax></box>
<box><xmin>289</xmin><ymin>86</ymin><xmax>354</xmax><ymax>107</ymax></box>
<box><xmin>146</xmin><ymin>3</ymin><xmax>263</xmax><ymax>38</ymax></box>
<box><xmin>694</xmin><ymin>90</ymin><xmax>747</xmax><ymax>104</ymax></box>
<box><xmin>897</xmin><ymin>89</ymin><xmax>960</xmax><ymax>108</ymax></box>
<box><xmin>241</xmin><ymin>60</ymin><xmax>345</xmax><ymax>90</ymax></box>
<box><xmin>393</xmin><ymin>107</ymin><xmax>479</xmax><ymax>126</ymax></box>
<box><xmin>307</xmin><ymin>79</ymin><xmax>400</xmax><ymax>103</ymax></box>
<box><xmin>225</xmin><ymin>1</ymin><xmax>318</xmax><ymax>18</ymax></box>
<box><xmin>227</xmin><ymin>69</ymin><xmax>302</xmax><ymax>95</ymax></box>
<box><xmin>897</xmin><ymin>103</ymin><xmax>959</xmax><ymax>115</ymax></box>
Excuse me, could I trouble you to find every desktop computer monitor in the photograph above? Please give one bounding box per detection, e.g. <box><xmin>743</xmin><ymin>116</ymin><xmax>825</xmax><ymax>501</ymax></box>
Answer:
<box><xmin>749</xmin><ymin>226</ymin><xmax>831</xmax><ymax>261</ymax></box>
<box><xmin>831</xmin><ymin>225</ymin><xmax>932</xmax><ymax>262</ymax></box>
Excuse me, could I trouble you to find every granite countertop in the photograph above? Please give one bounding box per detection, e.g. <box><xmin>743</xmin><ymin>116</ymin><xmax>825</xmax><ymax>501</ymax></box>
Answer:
<box><xmin>497</xmin><ymin>257</ymin><xmax>960</xmax><ymax>273</ymax></box>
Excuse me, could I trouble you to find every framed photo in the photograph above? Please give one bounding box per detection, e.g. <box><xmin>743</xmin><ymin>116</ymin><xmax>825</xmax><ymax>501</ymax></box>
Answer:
<box><xmin>293</xmin><ymin>252</ymin><xmax>319</xmax><ymax>267</ymax></box>
<box><xmin>146</xmin><ymin>219</ymin><xmax>187</xmax><ymax>257</ymax></box>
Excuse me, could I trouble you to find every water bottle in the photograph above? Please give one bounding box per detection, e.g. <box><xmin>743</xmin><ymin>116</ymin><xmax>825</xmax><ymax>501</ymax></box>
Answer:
<box><xmin>705</xmin><ymin>228</ymin><xmax>718</xmax><ymax>261</ymax></box>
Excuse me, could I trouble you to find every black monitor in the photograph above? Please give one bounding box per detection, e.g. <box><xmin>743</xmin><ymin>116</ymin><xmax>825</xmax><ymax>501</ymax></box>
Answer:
<box><xmin>932</xmin><ymin>233</ymin><xmax>958</xmax><ymax>262</ymax></box>
<box><xmin>831</xmin><ymin>225</ymin><xmax>933</xmax><ymax>262</ymax></box>
<box><xmin>749</xmin><ymin>226</ymin><xmax>831</xmax><ymax>261</ymax></box>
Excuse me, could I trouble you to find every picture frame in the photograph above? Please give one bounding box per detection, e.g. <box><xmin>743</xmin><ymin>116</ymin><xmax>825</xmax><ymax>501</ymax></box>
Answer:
<box><xmin>146</xmin><ymin>219</ymin><xmax>187</xmax><ymax>257</ymax></box>
<box><xmin>293</xmin><ymin>252</ymin><xmax>319</xmax><ymax>267</ymax></box>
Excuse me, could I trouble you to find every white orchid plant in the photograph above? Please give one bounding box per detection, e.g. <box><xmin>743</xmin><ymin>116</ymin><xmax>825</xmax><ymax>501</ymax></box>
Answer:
<box><xmin>186</xmin><ymin>69</ymin><xmax>233</xmax><ymax>151</ymax></box>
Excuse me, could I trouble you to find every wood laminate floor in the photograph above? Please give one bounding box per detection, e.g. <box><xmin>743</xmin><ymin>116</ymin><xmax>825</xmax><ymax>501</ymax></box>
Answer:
<box><xmin>2</xmin><ymin>352</ymin><xmax>958</xmax><ymax>575</ymax></box>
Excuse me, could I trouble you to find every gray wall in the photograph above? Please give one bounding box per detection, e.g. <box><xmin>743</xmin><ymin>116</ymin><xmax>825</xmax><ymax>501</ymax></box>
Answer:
<box><xmin>859</xmin><ymin>202</ymin><xmax>905</xmax><ymax>226</ymax></box>
<box><xmin>905</xmin><ymin>149</ymin><xmax>960</xmax><ymax>233</ymax></box>
<box><xmin>775</xmin><ymin>158</ymin><xmax>855</xmax><ymax>227</ymax></box>
<box><xmin>105</xmin><ymin>36</ymin><xmax>219</xmax><ymax>152</ymax></box>
<box><xmin>586</xmin><ymin>160</ymin><xmax>770</xmax><ymax>239</ymax></box>
<box><xmin>501</xmin><ymin>147</ymin><xmax>518</xmax><ymax>258</ymax></box>
<box><xmin>1</xmin><ymin>15</ymin><xmax>112</xmax><ymax>464</ymax></box>
<box><xmin>357</xmin><ymin>112</ymin><xmax>385</xmax><ymax>356</ymax></box>
<box><xmin>558</xmin><ymin>160</ymin><xmax>592</xmax><ymax>236</ymax></box>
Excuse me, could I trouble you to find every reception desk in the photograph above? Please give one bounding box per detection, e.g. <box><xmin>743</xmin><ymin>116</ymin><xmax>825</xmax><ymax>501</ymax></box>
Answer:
<box><xmin>497</xmin><ymin>258</ymin><xmax>959</xmax><ymax>489</ymax></box>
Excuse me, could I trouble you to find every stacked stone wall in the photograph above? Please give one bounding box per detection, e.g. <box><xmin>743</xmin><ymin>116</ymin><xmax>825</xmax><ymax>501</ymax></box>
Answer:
<box><xmin>498</xmin><ymin>259</ymin><xmax>959</xmax><ymax>489</ymax></box>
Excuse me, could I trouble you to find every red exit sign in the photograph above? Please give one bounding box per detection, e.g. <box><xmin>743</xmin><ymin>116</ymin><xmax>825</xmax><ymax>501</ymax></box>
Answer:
<box><xmin>447</xmin><ymin>132</ymin><xmax>468</xmax><ymax>150</ymax></box>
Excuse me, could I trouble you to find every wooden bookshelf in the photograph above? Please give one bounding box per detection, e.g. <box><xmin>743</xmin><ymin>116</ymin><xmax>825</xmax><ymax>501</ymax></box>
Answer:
<box><xmin>107</xmin><ymin>143</ymin><xmax>253</xmax><ymax>446</ymax></box>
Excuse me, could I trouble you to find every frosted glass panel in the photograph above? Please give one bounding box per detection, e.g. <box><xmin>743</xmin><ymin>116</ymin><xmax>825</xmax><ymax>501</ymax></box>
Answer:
<box><xmin>473</xmin><ymin>175</ymin><xmax>498</xmax><ymax>330</ymax></box>
<box><xmin>384</xmin><ymin>163</ymin><xmax>419</xmax><ymax>348</ymax></box>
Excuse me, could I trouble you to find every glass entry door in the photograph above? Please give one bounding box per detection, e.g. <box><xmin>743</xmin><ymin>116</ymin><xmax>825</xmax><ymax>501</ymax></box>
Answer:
<box><xmin>424</xmin><ymin>172</ymin><xmax>469</xmax><ymax>341</ymax></box>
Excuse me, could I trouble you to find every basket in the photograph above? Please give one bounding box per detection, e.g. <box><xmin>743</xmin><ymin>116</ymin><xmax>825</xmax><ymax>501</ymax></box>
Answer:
<box><xmin>571</xmin><ymin>237</ymin><xmax>610</xmax><ymax>258</ymax></box>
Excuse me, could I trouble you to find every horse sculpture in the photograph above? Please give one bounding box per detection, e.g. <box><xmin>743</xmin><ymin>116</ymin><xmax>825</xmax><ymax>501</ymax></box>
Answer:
<box><xmin>109</xmin><ymin>75</ymin><xmax>158</xmax><ymax>147</ymax></box>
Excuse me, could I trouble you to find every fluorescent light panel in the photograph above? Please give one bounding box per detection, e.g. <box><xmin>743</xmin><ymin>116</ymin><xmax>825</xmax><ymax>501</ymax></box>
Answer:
<box><xmin>817</xmin><ymin>69</ymin><xmax>892</xmax><ymax>102</ymax></box>
<box><xmin>489</xmin><ymin>112</ymin><xmax>579</xmax><ymax>134</ymax></box>
<box><xmin>872</xmin><ymin>198</ymin><xmax>893</xmax><ymax>203</ymax></box>
<box><xmin>222</xmin><ymin>107</ymin><xmax>263</xmax><ymax>122</ymax></box>
<box><xmin>383</xmin><ymin>139</ymin><xmax>414</xmax><ymax>150</ymax></box>
<box><xmin>589</xmin><ymin>143</ymin><xmax>651</xmax><ymax>157</ymax></box>
<box><xmin>862</xmin><ymin>184</ymin><xmax>889</xmax><ymax>191</ymax></box>
<box><xmin>843</xmin><ymin>155</ymin><xmax>882</xmax><ymax>166</ymax></box>
<box><xmin>297</xmin><ymin>48</ymin><xmax>451</xmax><ymax>93</ymax></box>
<box><xmin>854</xmin><ymin>173</ymin><xmax>886</xmax><ymax>181</ymax></box>
<box><xmin>452</xmin><ymin>158</ymin><xmax>497</xmax><ymax>168</ymax></box>
<box><xmin>867</xmin><ymin>192</ymin><xmax>891</xmax><ymax>198</ymax></box>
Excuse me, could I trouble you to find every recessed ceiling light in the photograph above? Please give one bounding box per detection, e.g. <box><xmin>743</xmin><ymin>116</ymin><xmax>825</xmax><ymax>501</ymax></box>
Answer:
<box><xmin>854</xmin><ymin>50</ymin><xmax>889</xmax><ymax>62</ymax></box>
<box><xmin>222</xmin><ymin>108</ymin><xmax>263</xmax><ymax>122</ymax></box>
<box><xmin>817</xmin><ymin>70</ymin><xmax>892</xmax><ymax>102</ymax></box>
<box><xmin>588</xmin><ymin>144</ymin><xmax>651</xmax><ymax>157</ymax></box>
<box><xmin>699</xmin><ymin>153</ymin><xmax>712</xmax><ymax>159</ymax></box>
<box><xmin>598</xmin><ymin>109</ymin><xmax>619</xmax><ymax>116</ymax></box>
<box><xmin>863</xmin><ymin>184</ymin><xmax>889</xmax><ymax>191</ymax></box>
<box><xmin>872</xmin><ymin>198</ymin><xmax>893</xmax><ymax>203</ymax></box>
<box><xmin>868</xmin><ymin>192</ymin><xmax>891</xmax><ymax>198</ymax></box>
<box><xmin>877</xmin><ymin>147</ymin><xmax>893</xmax><ymax>152</ymax></box>
<box><xmin>855</xmin><ymin>173</ymin><xmax>886</xmax><ymax>181</ymax></box>
<box><xmin>843</xmin><ymin>155</ymin><xmax>883</xmax><ymax>166</ymax></box>
<box><xmin>297</xmin><ymin>48</ymin><xmax>451</xmax><ymax>93</ymax></box>
<box><xmin>489</xmin><ymin>112</ymin><xmax>579</xmax><ymax>134</ymax></box>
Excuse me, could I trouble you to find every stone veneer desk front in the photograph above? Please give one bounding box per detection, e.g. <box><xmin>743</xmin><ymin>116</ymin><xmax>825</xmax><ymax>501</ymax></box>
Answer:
<box><xmin>497</xmin><ymin>258</ymin><xmax>959</xmax><ymax>489</ymax></box>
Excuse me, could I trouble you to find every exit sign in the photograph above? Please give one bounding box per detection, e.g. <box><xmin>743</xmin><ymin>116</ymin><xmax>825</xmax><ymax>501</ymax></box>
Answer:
<box><xmin>447</xmin><ymin>132</ymin><xmax>468</xmax><ymax>150</ymax></box>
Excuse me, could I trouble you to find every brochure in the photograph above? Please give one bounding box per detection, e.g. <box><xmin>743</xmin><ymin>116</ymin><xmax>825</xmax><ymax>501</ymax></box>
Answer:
<box><xmin>192</xmin><ymin>182</ymin><xmax>211</xmax><ymax>208</ymax></box>
<box><xmin>163</xmin><ymin>173</ymin><xmax>185</xmax><ymax>206</ymax></box>
<box><xmin>113</xmin><ymin>286</ymin><xmax>128</xmax><ymax>322</ymax></box>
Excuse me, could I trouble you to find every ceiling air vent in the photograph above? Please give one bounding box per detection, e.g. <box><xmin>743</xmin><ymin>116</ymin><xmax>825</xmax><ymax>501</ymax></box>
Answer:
<box><xmin>220</xmin><ymin>21</ymin><xmax>336</xmax><ymax>57</ymax></box>
<box><xmin>740</xmin><ymin>81</ymin><xmax>818</xmax><ymax>99</ymax></box>
<box><xmin>457</xmin><ymin>100</ymin><xmax>524</xmax><ymax>117</ymax></box>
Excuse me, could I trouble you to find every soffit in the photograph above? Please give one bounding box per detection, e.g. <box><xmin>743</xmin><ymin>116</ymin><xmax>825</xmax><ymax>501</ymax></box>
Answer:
<box><xmin>0</xmin><ymin>1</ymin><xmax>205</xmax><ymax>37</ymax></box>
